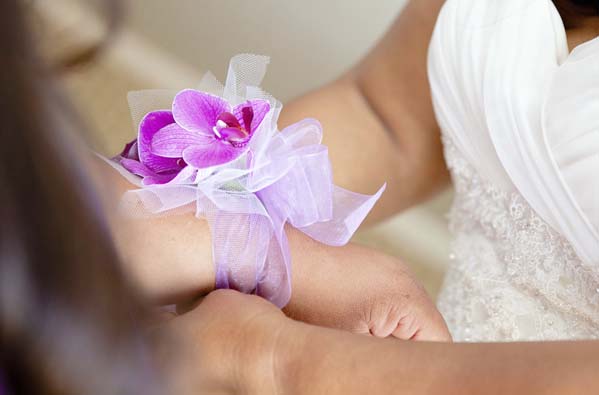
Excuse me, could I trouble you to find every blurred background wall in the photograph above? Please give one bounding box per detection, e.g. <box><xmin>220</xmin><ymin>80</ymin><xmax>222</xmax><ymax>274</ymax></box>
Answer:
<box><xmin>125</xmin><ymin>0</ymin><xmax>406</xmax><ymax>101</ymax></box>
<box><xmin>40</xmin><ymin>0</ymin><xmax>452</xmax><ymax>297</ymax></box>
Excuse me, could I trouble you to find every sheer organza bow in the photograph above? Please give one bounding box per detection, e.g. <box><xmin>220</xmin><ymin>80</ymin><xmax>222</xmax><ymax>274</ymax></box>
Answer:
<box><xmin>106</xmin><ymin>54</ymin><xmax>385</xmax><ymax>307</ymax></box>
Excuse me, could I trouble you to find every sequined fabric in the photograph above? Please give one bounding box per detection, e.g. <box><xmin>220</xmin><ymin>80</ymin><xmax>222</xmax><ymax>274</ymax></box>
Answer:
<box><xmin>437</xmin><ymin>135</ymin><xmax>599</xmax><ymax>341</ymax></box>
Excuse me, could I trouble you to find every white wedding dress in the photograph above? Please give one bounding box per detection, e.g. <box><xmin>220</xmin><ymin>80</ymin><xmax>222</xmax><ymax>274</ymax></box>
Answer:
<box><xmin>429</xmin><ymin>0</ymin><xmax>599</xmax><ymax>341</ymax></box>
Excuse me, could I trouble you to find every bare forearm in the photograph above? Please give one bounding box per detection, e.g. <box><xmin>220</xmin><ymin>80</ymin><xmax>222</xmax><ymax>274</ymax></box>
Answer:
<box><xmin>88</xmin><ymin>155</ymin><xmax>216</xmax><ymax>304</ymax></box>
<box><xmin>283</xmin><ymin>229</ymin><xmax>450</xmax><ymax>341</ymax></box>
<box><xmin>280</xmin><ymin>321</ymin><xmax>599</xmax><ymax>394</ymax></box>
<box><xmin>92</xmin><ymin>155</ymin><xmax>417</xmax><ymax>310</ymax></box>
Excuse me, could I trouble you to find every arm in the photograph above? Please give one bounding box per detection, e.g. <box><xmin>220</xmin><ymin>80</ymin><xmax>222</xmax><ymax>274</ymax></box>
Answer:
<box><xmin>280</xmin><ymin>0</ymin><xmax>449</xmax><ymax>223</ymax></box>
<box><xmin>174</xmin><ymin>290</ymin><xmax>599</xmax><ymax>395</ymax></box>
<box><xmin>279</xmin><ymin>320</ymin><xmax>599</xmax><ymax>394</ymax></box>
<box><xmin>93</xmin><ymin>157</ymin><xmax>449</xmax><ymax>341</ymax></box>
<box><xmin>94</xmin><ymin>0</ymin><xmax>449</xmax><ymax>301</ymax></box>
<box><xmin>92</xmin><ymin>0</ymin><xmax>451</xmax><ymax>334</ymax></box>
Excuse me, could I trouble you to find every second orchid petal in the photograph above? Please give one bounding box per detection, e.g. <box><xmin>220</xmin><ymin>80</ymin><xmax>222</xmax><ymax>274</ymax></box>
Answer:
<box><xmin>138</xmin><ymin>110</ymin><xmax>183</xmax><ymax>173</ymax></box>
<box><xmin>120</xmin><ymin>158</ymin><xmax>155</xmax><ymax>178</ymax></box>
<box><xmin>173</xmin><ymin>89</ymin><xmax>230</xmax><ymax>134</ymax></box>
<box><xmin>182</xmin><ymin>141</ymin><xmax>245</xmax><ymax>168</ymax></box>
<box><xmin>233</xmin><ymin>99</ymin><xmax>270</xmax><ymax>133</ymax></box>
<box><xmin>151</xmin><ymin>123</ymin><xmax>212</xmax><ymax>158</ymax></box>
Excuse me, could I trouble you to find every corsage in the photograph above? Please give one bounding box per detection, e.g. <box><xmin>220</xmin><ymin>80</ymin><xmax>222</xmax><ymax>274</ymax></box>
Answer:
<box><xmin>106</xmin><ymin>54</ymin><xmax>385</xmax><ymax>307</ymax></box>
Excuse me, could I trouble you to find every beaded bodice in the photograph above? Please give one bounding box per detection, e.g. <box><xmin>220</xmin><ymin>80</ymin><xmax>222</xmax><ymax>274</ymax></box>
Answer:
<box><xmin>428</xmin><ymin>0</ymin><xmax>599</xmax><ymax>342</ymax></box>
<box><xmin>437</xmin><ymin>136</ymin><xmax>599</xmax><ymax>341</ymax></box>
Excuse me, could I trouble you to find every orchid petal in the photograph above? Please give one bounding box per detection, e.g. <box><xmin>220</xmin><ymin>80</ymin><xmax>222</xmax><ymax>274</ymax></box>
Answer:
<box><xmin>233</xmin><ymin>99</ymin><xmax>270</xmax><ymax>133</ymax></box>
<box><xmin>182</xmin><ymin>140</ymin><xmax>246</xmax><ymax>168</ymax></box>
<box><xmin>142</xmin><ymin>173</ymin><xmax>180</xmax><ymax>186</ymax></box>
<box><xmin>120</xmin><ymin>158</ymin><xmax>181</xmax><ymax>185</ymax></box>
<box><xmin>120</xmin><ymin>158</ymin><xmax>156</xmax><ymax>178</ymax></box>
<box><xmin>138</xmin><ymin>110</ymin><xmax>182</xmax><ymax>172</ymax></box>
<box><xmin>165</xmin><ymin>165</ymin><xmax>198</xmax><ymax>185</ymax></box>
<box><xmin>151</xmin><ymin>123</ymin><xmax>212</xmax><ymax>158</ymax></box>
<box><xmin>119</xmin><ymin>139</ymin><xmax>139</xmax><ymax>160</ymax></box>
<box><xmin>173</xmin><ymin>89</ymin><xmax>230</xmax><ymax>134</ymax></box>
<box><xmin>144</xmin><ymin>155</ymin><xmax>185</xmax><ymax>174</ymax></box>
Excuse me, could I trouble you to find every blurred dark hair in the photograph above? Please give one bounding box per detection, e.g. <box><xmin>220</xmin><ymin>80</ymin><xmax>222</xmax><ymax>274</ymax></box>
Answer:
<box><xmin>554</xmin><ymin>0</ymin><xmax>599</xmax><ymax>27</ymax></box>
<box><xmin>0</xmin><ymin>1</ymin><xmax>162</xmax><ymax>394</ymax></box>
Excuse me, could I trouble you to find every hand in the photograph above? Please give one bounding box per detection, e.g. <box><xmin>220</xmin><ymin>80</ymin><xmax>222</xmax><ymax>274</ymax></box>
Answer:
<box><xmin>285</xmin><ymin>230</ymin><xmax>451</xmax><ymax>342</ymax></box>
<box><xmin>165</xmin><ymin>289</ymin><xmax>288</xmax><ymax>394</ymax></box>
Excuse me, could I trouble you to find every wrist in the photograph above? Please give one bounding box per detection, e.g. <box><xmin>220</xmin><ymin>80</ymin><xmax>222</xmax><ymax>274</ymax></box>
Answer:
<box><xmin>236</xmin><ymin>312</ymin><xmax>310</xmax><ymax>395</ymax></box>
<box><xmin>269</xmin><ymin>319</ymin><xmax>313</xmax><ymax>395</ymax></box>
<box><xmin>233</xmin><ymin>302</ymin><xmax>300</xmax><ymax>393</ymax></box>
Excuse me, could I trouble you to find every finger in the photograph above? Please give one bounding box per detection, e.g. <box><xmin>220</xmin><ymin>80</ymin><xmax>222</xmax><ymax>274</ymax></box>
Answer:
<box><xmin>412</xmin><ymin>323</ymin><xmax>453</xmax><ymax>342</ymax></box>
<box><xmin>176</xmin><ymin>295</ymin><xmax>205</xmax><ymax>315</ymax></box>
<box><xmin>369</xmin><ymin>317</ymin><xmax>399</xmax><ymax>338</ymax></box>
<box><xmin>391</xmin><ymin>314</ymin><xmax>419</xmax><ymax>340</ymax></box>
<box><xmin>367</xmin><ymin>304</ymin><xmax>405</xmax><ymax>338</ymax></box>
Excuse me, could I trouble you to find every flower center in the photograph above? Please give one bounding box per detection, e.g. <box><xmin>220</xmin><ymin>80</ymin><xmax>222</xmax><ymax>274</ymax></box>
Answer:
<box><xmin>212</xmin><ymin>120</ymin><xmax>229</xmax><ymax>139</ymax></box>
<box><xmin>212</xmin><ymin>107</ymin><xmax>255</xmax><ymax>145</ymax></box>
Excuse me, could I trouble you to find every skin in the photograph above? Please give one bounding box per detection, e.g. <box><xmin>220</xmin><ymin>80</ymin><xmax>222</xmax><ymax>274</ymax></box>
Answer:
<box><xmin>94</xmin><ymin>157</ymin><xmax>449</xmax><ymax>341</ymax></box>
<box><xmin>169</xmin><ymin>290</ymin><xmax>599</xmax><ymax>395</ymax></box>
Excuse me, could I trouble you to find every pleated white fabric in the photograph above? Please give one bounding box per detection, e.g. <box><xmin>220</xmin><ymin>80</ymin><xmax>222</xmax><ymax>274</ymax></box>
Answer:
<box><xmin>429</xmin><ymin>0</ymin><xmax>599</xmax><ymax>341</ymax></box>
<box><xmin>430</xmin><ymin>0</ymin><xmax>598</xmax><ymax>269</ymax></box>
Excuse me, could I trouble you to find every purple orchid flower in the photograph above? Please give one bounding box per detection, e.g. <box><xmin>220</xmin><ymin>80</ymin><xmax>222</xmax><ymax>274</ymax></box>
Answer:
<box><xmin>118</xmin><ymin>111</ymin><xmax>187</xmax><ymax>185</ymax></box>
<box><xmin>149</xmin><ymin>90</ymin><xmax>271</xmax><ymax>168</ymax></box>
